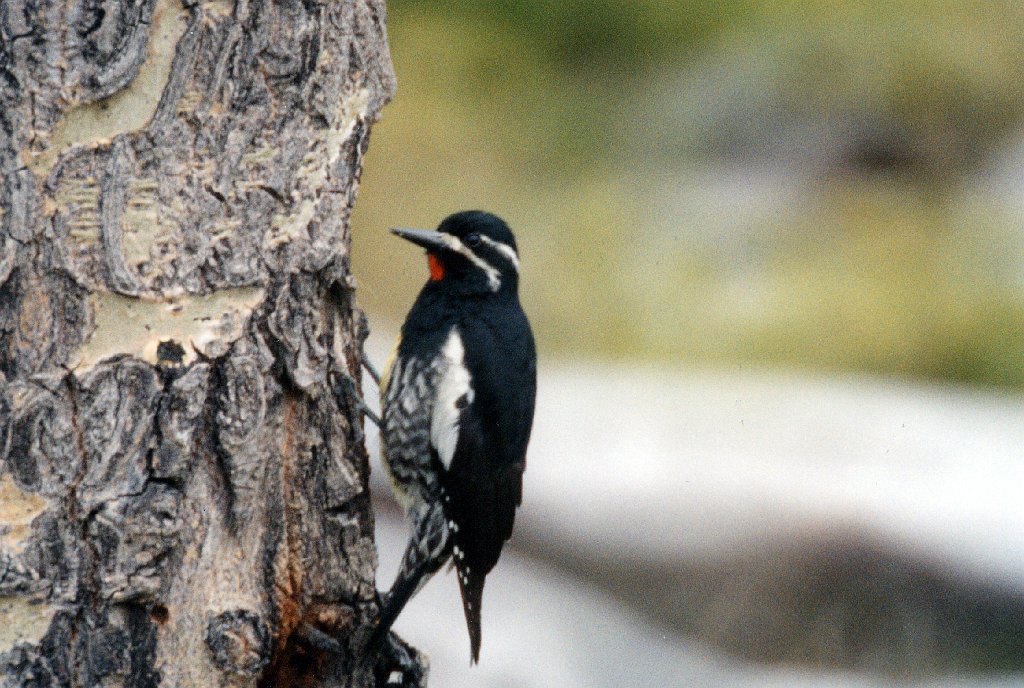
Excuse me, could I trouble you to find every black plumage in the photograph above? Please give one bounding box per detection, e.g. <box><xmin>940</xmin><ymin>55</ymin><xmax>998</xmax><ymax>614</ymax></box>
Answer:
<box><xmin>371</xmin><ymin>211</ymin><xmax>536</xmax><ymax>664</ymax></box>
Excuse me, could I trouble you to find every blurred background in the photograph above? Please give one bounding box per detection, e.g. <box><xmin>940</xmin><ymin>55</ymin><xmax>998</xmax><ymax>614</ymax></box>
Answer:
<box><xmin>351</xmin><ymin>2</ymin><xmax>1024</xmax><ymax>686</ymax></box>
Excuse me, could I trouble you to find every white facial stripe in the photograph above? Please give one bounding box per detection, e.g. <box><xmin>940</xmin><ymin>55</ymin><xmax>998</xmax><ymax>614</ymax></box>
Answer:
<box><xmin>479</xmin><ymin>236</ymin><xmax>520</xmax><ymax>272</ymax></box>
<box><xmin>441</xmin><ymin>235</ymin><xmax>501</xmax><ymax>291</ymax></box>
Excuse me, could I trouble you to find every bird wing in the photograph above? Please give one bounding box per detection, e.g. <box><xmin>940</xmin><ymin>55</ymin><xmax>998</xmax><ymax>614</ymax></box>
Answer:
<box><xmin>440</xmin><ymin>352</ymin><xmax>532</xmax><ymax>664</ymax></box>
<box><xmin>441</xmin><ymin>319</ymin><xmax>534</xmax><ymax>576</ymax></box>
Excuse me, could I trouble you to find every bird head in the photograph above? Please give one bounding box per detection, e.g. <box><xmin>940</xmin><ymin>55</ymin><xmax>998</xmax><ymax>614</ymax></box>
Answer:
<box><xmin>391</xmin><ymin>211</ymin><xmax>520</xmax><ymax>295</ymax></box>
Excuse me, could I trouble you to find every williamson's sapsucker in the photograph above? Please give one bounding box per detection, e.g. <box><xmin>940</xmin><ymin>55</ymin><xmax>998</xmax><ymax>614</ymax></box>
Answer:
<box><xmin>370</xmin><ymin>210</ymin><xmax>537</xmax><ymax>664</ymax></box>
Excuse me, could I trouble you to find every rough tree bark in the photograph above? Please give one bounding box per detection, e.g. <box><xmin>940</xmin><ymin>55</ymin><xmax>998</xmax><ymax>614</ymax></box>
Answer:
<box><xmin>0</xmin><ymin>0</ymin><xmax>403</xmax><ymax>685</ymax></box>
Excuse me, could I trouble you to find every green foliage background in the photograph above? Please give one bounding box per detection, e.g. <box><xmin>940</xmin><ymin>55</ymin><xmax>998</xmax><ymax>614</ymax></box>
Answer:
<box><xmin>352</xmin><ymin>1</ymin><xmax>1024</xmax><ymax>388</ymax></box>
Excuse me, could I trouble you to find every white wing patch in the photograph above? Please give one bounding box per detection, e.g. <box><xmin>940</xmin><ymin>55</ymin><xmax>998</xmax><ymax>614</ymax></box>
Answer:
<box><xmin>431</xmin><ymin>329</ymin><xmax>473</xmax><ymax>469</ymax></box>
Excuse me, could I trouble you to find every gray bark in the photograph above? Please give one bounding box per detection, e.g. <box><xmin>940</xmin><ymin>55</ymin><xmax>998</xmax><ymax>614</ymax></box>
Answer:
<box><xmin>0</xmin><ymin>0</ymin><xmax>400</xmax><ymax>685</ymax></box>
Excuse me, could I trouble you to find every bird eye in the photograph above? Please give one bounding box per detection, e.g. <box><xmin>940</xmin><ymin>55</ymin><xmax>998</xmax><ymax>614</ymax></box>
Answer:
<box><xmin>465</xmin><ymin>233</ymin><xmax>482</xmax><ymax>247</ymax></box>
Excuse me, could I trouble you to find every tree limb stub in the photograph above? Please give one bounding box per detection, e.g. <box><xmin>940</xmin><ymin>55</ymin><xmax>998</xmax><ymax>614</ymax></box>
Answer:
<box><xmin>0</xmin><ymin>0</ymin><xmax>399</xmax><ymax>685</ymax></box>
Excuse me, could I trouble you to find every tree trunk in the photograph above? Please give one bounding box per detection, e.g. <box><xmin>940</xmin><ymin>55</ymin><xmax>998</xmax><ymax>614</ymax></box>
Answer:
<box><xmin>0</xmin><ymin>0</ymin><xmax>400</xmax><ymax>685</ymax></box>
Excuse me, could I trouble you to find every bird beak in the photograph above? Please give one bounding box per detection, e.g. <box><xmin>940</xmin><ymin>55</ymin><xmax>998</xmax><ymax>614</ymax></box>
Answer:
<box><xmin>390</xmin><ymin>227</ymin><xmax>451</xmax><ymax>253</ymax></box>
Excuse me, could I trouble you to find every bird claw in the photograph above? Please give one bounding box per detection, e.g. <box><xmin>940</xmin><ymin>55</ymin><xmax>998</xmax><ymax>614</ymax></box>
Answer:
<box><xmin>295</xmin><ymin>622</ymin><xmax>345</xmax><ymax>655</ymax></box>
<box><xmin>362</xmin><ymin>352</ymin><xmax>382</xmax><ymax>386</ymax></box>
<box><xmin>373</xmin><ymin>633</ymin><xmax>428</xmax><ymax>688</ymax></box>
<box><xmin>355</xmin><ymin>310</ymin><xmax>382</xmax><ymax>385</ymax></box>
<box><xmin>332</xmin><ymin>367</ymin><xmax>381</xmax><ymax>428</ymax></box>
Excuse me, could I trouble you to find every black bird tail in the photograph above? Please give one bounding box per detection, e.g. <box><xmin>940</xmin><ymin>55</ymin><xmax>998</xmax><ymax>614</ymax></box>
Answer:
<box><xmin>456</xmin><ymin>563</ymin><xmax>485</xmax><ymax>664</ymax></box>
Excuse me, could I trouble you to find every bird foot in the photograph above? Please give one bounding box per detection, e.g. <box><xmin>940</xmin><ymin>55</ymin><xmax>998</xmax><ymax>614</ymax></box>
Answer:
<box><xmin>332</xmin><ymin>367</ymin><xmax>381</xmax><ymax>428</ymax></box>
<box><xmin>295</xmin><ymin>622</ymin><xmax>345</xmax><ymax>655</ymax></box>
<box><xmin>374</xmin><ymin>633</ymin><xmax>428</xmax><ymax>688</ymax></box>
<box><xmin>362</xmin><ymin>352</ymin><xmax>382</xmax><ymax>386</ymax></box>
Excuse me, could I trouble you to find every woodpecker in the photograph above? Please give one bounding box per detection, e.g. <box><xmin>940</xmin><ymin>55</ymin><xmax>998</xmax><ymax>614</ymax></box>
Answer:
<box><xmin>370</xmin><ymin>210</ymin><xmax>536</xmax><ymax>664</ymax></box>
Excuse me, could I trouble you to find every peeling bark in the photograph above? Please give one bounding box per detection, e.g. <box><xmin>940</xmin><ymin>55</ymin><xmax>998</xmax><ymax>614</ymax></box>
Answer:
<box><xmin>0</xmin><ymin>0</ymin><xmax>402</xmax><ymax>685</ymax></box>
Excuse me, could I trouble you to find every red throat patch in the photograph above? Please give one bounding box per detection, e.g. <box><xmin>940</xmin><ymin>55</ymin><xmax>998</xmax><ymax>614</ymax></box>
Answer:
<box><xmin>428</xmin><ymin>253</ymin><xmax>445</xmax><ymax>281</ymax></box>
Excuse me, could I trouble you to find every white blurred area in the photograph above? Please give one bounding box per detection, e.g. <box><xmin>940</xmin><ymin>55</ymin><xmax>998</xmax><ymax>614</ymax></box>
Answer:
<box><xmin>362</xmin><ymin>328</ymin><xmax>1024</xmax><ymax>687</ymax></box>
<box><xmin>376</xmin><ymin>517</ymin><xmax>951</xmax><ymax>688</ymax></box>
<box><xmin>524</xmin><ymin>365</ymin><xmax>1024</xmax><ymax>583</ymax></box>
